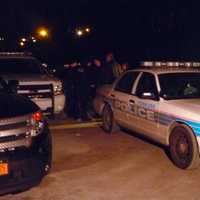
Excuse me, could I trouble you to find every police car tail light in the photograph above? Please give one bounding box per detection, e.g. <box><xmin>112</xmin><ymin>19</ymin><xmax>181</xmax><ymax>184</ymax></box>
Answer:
<box><xmin>30</xmin><ymin>111</ymin><xmax>44</xmax><ymax>136</ymax></box>
<box><xmin>54</xmin><ymin>84</ymin><xmax>63</xmax><ymax>95</ymax></box>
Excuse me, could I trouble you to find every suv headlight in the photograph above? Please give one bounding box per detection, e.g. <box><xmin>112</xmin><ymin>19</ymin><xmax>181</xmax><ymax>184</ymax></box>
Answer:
<box><xmin>30</xmin><ymin>111</ymin><xmax>44</xmax><ymax>137</ymax></box>
<box><xmin>54</xmin><ymin>83</ymin><xmax>63</xmax><ymax>95</ymax></box>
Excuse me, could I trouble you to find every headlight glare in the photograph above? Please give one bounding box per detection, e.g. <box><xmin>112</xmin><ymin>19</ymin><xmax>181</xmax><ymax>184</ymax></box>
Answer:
<box><xmin>54</xmin><ymin>84</ymin><xmax>63</xmax><ymax>95</ymax></box>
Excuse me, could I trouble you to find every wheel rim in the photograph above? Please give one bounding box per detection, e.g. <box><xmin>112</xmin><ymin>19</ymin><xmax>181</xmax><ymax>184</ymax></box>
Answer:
<box><xmin>103</xmin><ymin>106</ymin><xmax>113</xmax><ymax>131</ymax></box>
<box><xmin>176</xmin><ymin>134</ymin><xmax>189</xmax><ymax>159</ymax></box>
<box><xmin>171</xmin><ymin>129</ymin><xmax>192</xmax><ymax>168</ymax></box>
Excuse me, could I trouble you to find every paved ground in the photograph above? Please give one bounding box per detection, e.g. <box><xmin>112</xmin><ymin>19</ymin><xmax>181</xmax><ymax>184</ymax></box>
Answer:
<box><xmin>1</xmin><ymin>126</ymin><xmax>200</xmax><ymax>200</ymax></box>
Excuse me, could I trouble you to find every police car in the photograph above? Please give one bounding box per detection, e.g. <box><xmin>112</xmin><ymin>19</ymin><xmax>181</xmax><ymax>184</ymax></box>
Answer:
<box><xmin>0</xmin><ymin>52</ymin><xmax>65</xmax><ymax>117</ymax></box>
<box><xmin>94</xmin><ymin>61</ymin><xmax>200</xmax><ymax>169</ymax></box>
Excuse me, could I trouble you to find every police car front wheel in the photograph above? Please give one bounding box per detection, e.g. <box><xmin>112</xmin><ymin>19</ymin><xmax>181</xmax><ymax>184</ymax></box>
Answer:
<box><xmin>169</xmin><ymin>124</ymin><xmax>200</xmax><ymax>169</ymax></box>
<box><xmin>102</xmin><ymin>104</ymin><xmax>119</xmax><ymax>134</ymax></box>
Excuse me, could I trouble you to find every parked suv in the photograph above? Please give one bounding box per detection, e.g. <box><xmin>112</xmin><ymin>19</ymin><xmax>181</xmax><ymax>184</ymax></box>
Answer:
<box><xmin>0</xmin><ymin>52</ymin><xmax>65</xmax><ymax>117</ymax></box>
<box><xmin>0</xmin><ymin>77</ymin><xmax>52</xmax><ymax>195</ymax></box>
<box><xmin>94</xmin><ymin>61</ymin><xmax>200</xmax><ymax>170</ymax></box>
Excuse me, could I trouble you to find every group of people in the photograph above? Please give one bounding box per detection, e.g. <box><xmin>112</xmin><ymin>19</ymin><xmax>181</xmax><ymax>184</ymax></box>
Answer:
<box><xmin>61</xmin><ymin>52</ymin><xmax>129</xmax><ymax>121</ymax></box>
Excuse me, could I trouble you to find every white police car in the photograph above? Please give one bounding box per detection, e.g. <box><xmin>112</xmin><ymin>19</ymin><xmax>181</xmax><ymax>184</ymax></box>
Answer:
<box><xmin>94</xmin><ymin>61</ymin><xmax>200</xmax><ymax>169</ymax></box>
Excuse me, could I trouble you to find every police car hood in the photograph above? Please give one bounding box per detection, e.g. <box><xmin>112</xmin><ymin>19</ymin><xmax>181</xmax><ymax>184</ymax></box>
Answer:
<box><xmin>169</xmin><ymin>99</ymin><xmax>200</xmax><ymax>115</ymax></box>
<box><xmin>0</xmin><ymin>92</ymin><xmax>39</xmax><ymax>118</ymax></box>
<box><xmin>1</xmin><ymin>74</ymin><xmax>60</xmax><ymax>85</ymax></box>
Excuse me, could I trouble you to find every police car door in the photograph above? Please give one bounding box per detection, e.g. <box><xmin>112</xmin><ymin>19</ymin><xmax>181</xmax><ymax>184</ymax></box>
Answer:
<box><xmin>133</xmin><ymin>72</ymin><xmax>159</xmax><ymax>140</ymax></box>
<box><xmin>112</xmin><ymin>71</ymin><xmax>139</xmax><ymax>126</ymax></box>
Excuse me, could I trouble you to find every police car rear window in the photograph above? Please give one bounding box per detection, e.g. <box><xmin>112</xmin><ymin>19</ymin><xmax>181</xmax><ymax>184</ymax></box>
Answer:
<box><xmin>159</xmin><ymin>73</ymin><xmax>200</xmax><ymax>100</ymax></box>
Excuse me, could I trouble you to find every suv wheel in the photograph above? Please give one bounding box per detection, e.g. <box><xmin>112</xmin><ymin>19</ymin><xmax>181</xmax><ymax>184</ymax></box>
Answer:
<box><xmin>169</xmin><ymin>124</ymin><xmax>200</xmax><ymax>169</ymax></box>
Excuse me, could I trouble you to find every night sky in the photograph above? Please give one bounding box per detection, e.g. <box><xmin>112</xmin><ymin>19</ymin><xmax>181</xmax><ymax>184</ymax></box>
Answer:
<box><xmin>1</xmin><ymin>1</ymin><xmax>200</xmax><ymax>64</ymax></box>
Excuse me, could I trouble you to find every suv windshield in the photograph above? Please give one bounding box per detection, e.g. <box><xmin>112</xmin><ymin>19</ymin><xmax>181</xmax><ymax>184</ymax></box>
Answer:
<box><xmin>159</xmin><ymin>73</ymin><xmax>200</xmax><ymax>100</ymax></box>
<box><xmin>0</xmin><ymin>77</ymin><xmax>10</xmax><ymax>92</ymax></box>
<box><xmin>0</xmin><ymin>58</ymin><xmax>45</xmax><ymax>74</ymax></box>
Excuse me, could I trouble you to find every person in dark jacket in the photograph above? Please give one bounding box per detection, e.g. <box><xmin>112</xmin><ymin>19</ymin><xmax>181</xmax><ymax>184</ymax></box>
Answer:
<box><xmin>85</xmin><ymin>58</ymin><xmax>103</xmax><ymax>120</ymax></box>
<box><xmin>87</xmin><ymin>58</ymin><xmax>103</xmax><ymax>97</ymax></box>
<box><xmin>102</xmin><ymin>52</ymin><xmax>121</xmax><ymax>84</ymax></box>
<box><xmin>63</xmin><ymin>62</ymin><xmax>78</xmax><ymax>119</ymax></box>
<box><xmin>73</xmin><ymin>62</ymin><xmax>90</xmax><ymax>121</ymax></box>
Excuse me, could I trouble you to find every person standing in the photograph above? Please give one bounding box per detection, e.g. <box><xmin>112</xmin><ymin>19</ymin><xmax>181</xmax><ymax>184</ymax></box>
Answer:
<box><xmin>102</xmin><ymin>52</ymin><xmax>121</xmax><ymax>84</ymax></box>
<box><xmin>74</xmin><ymin>62</ymin><xmax>89</xmax><ymax>121</ymax></box>
<box><xmin>91</xmin><ymin>58</ymin><xmax>103</xmax><ymax>94</ymax></box>
<box><xmin>121</xmin><ymin>62</ymin><xmax>129</xmax><ymax>73</ymax></box>
<box><xmin>66</xmin><ymin>62</ymin><xmax>79</xmax><ymax>119</ymax></box>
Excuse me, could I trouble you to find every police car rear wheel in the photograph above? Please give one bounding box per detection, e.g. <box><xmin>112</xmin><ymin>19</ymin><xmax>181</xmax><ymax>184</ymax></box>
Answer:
<box><xmin>102</xmin><ymin>104</ymin><xmax>118</xmax><ymax>134</ymax></box>
<box><xmin>169</xmin><ymin>124</ymin><xmax>200</xmax><ymax>169</ymax></box>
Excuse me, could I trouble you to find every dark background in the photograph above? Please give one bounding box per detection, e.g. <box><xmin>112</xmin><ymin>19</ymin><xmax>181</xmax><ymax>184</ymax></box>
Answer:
<box><xmin>0</xmin><ymin>1</ymin><xmax>200</xmax><ymax>65</ymax></box>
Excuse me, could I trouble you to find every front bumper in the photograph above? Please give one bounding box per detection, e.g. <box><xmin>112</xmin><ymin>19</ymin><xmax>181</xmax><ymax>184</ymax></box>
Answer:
<box><xmin>0</xmin><ymin>125</ymin><xmax>52</xmax><ymax>195</ymax></box>
<box><xmin>32</xmin><ymin>94</ymin><xmax>65</xmax><ymax>114</ymax></box>
<box><xmin>0</xmin><ymin>156</ymin><xmax>44</xmax><ymax>195</ymax></box>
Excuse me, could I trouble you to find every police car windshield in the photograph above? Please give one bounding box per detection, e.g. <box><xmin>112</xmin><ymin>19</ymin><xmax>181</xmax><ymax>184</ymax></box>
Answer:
<box><xmin>0</xmin><ymin>58</ymin><xmax>46</xmax><ymax>74</ymax></box>
<box><xmin>159</xmin><ymin>73</ymin><xmax>200</xmax><ymax>100</ymax></box>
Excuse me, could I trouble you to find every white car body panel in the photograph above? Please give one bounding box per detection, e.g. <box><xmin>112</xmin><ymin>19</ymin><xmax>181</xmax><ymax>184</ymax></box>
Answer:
<box><xmin>94</xmin><ymin>68</ymin><xmax>200</xmax><ymax>152</ymax></box>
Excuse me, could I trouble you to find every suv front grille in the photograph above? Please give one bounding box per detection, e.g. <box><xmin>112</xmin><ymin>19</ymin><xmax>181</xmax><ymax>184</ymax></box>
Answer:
<box><xmin>0</xmin><ymin>138</ymin><xmax>31</xmax><ymax>150</ymax></box>
<box><xmin>0</xmin><ymin>133</ymin><xmax>27</xmax><ymax>143</ymax></box>
<box><xmin>17</xmin><ymin>84</ymin><xmax>55</xmax><ymax>117</ymax></box>
<box><xmin>0</xmin><ymin>115</ymin><xmax>32</xmax><ymax>150</ymax></box>
<box><xmin>0</xmin><ymin>122</ymin><xmax>27</xmax><ymax>131</ymax></box>
<box><xmin>18</xmin><ymin>84</ymin><xmax>53</xmax><ymax>99</ymax></box>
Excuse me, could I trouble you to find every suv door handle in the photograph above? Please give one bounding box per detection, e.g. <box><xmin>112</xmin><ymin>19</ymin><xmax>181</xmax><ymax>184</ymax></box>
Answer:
<box><xmin>129</xmin><ymin>99</ymin><xmax>135</xmax><ymax>104</ymax></box>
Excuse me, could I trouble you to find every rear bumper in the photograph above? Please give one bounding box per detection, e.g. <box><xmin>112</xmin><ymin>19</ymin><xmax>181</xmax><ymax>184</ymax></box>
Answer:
<box><xmin>0</xmin><ymin>125</ymin><xmax>52</xmax><ymax>195</ymax></box>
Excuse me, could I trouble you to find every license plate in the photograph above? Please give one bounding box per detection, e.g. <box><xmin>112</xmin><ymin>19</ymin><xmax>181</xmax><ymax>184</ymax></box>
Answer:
<box><xmin>0</xmin><ymin>163</ymin><xmax>8</xmax><ymax>176</ymax></box>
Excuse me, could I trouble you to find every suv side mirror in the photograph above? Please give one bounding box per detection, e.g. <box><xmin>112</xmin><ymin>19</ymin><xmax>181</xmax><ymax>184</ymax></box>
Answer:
<box><xmin>8</xmin><ymin>80</ymin><xmax>19</xmax><ymax>94</ymax></box>
<box><xmin>42</xmin><ymin>63</ymin><xmax>48</xmax><ymax>68</ymax></box>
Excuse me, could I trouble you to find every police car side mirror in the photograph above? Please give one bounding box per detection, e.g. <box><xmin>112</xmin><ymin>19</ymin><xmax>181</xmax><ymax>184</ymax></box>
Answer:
<box><xmin>139</xmin><ymin>92</ymin><xmax>159</xmax><ymax>101</ymax></box>
<box><xmin>8</xmin><ymin>80</ymin><xmax>19</xmax><ymax>94</ymax></box>
<box><xmin>159</xmin><ymin>90</ymin><xmax>169</xmax><ymax>100</ymax></box>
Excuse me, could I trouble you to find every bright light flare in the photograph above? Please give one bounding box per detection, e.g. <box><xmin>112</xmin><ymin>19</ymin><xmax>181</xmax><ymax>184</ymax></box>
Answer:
<box><xmin>40</xmin><ymin>30</ymin><xmax>48</xmax><ymax>37</ymax></box>
<box><xmin>21</xmin><ymin>38</ymin><xmax>27</xmax><ymax>42</ymax></box>
<box><xmin>19</xmin><ymin>42</ymin><xmax>25</xmax><ymax>47</ymax></box>
<box><xmin>85</xmin><ymin>28</ymin><xmax>90</xmax><ymax>33</ymax></box>
<box><xmin>76</xmin><ymin>30</ymin><xmax>83</xmax><ymax>36</ymax></box>
<box><xmin>37</xmin><ymin>27</ymin><xmax>49</xmax><ymax>38</ymax></box>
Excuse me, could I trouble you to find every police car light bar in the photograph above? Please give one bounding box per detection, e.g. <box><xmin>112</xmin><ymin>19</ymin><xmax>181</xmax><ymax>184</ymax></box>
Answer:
<box><xmin>0</xmin><ymin>52</ymin><xmax>32</xmax><ymax>56</ymax></box>
<box><xmin>141</xmin><ymin>61</ymin><xmax>200</xmax><ymax>68</ymax></box>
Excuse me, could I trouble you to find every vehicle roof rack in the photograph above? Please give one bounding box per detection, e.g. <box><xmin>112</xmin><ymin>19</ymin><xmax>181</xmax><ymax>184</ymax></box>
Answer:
<box><xmin>0</xmin><ymin>52</ymin><xmax>33</xmax><ymax>57</ymax></box>
<box><xmin>141</xmin><ymin>61</ymin><xmax>200</xmax><ymax>68</ymax></box>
